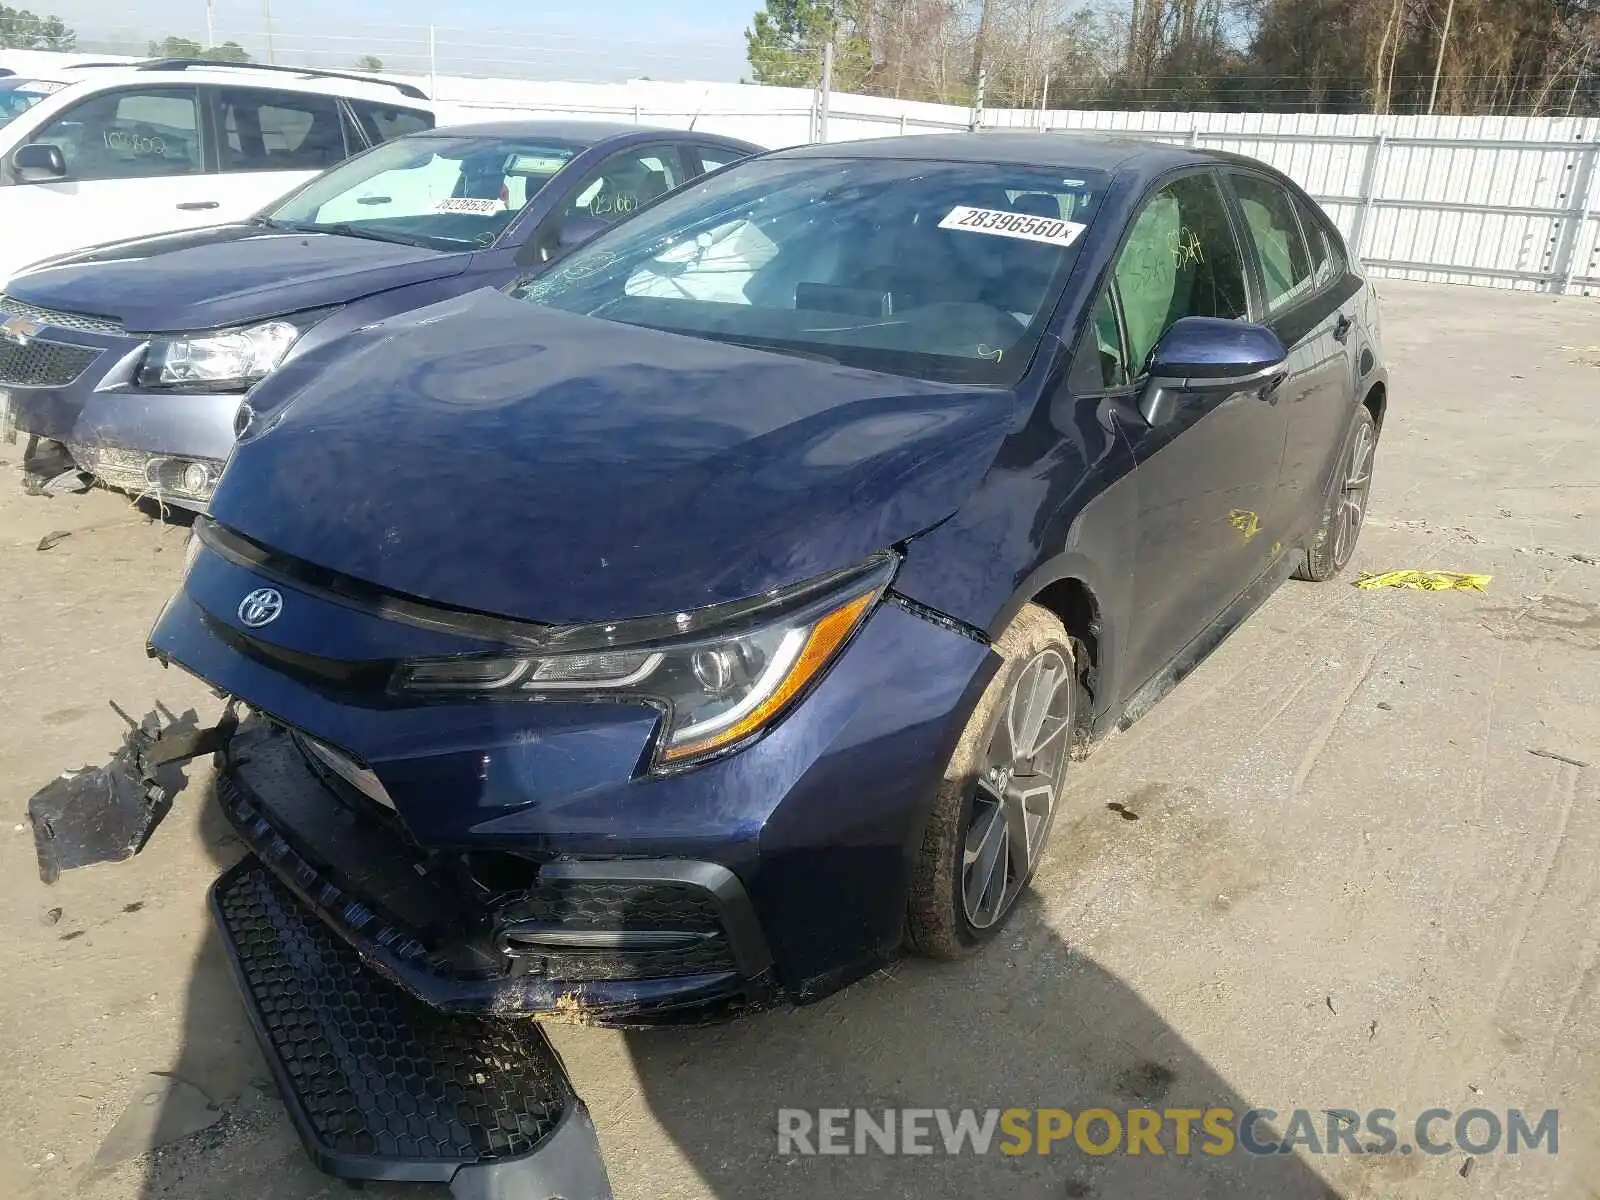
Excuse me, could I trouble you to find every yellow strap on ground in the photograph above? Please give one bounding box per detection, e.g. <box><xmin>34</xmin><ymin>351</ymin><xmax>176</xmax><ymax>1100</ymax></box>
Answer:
<box><xmin>1353</xmin><ymin>570</ymin><xmax>1492</xmax><ymax>591</ymax></box>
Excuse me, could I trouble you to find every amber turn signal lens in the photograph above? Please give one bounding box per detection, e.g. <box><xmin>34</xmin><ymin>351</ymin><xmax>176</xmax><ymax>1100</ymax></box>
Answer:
<box><xmin>660</xmin><ymin>588</ymin><xmax>878</xmax><ymax>763</ymax></box>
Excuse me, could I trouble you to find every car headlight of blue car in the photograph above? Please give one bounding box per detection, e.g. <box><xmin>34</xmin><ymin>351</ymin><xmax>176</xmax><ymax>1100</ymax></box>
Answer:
<box><xmin>391</xmin><ymin>551</ymin><xmax>898</xmax><ymax>770</ymax></box>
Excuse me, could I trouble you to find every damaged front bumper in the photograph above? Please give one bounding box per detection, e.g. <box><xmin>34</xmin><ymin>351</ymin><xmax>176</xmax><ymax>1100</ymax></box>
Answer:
<box><xmin>217</xmin><ymin>715</ymin><xmax>781</xmax><ymax>1027</ymax></box>
<box><xmin>28</xmin><ymin>708</ymin><xmax>616</xmax><ymax>1199</ymax></box>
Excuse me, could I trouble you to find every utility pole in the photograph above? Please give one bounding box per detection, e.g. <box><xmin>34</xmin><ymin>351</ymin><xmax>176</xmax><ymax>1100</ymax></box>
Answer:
<box><xmin>1038</xmin><ymin>70</ymin><xmax>1049</xmax><ymax>128</ymax></box>
<box><xmin>262</xmin><ymin>0</ymin><xmax>276</xmax><ymax>64</ymax></box>
<box><xmin>204</xmin><ymin>0</ymin><xmax>214</xmax><ymax>50</ymax></box>
<box><xmin>428</xmin><ymin>24</ymin><xmax>437</xmax><ymax>99</ymax></box>
<box><xmin>1426</xmin><ymin>0</ymin><xmax>1456</xmax><ymax>116</ymax></box>
<box><xmin>819</xmin><ymin>38</ymin><xmax>833</xmax><ymax>143</ymax></box>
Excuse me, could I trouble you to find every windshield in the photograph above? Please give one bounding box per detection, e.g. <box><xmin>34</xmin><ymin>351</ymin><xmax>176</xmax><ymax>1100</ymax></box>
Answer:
<box><xmin>268</xmin><ymin>134</ymin><xmax>583</xmax><ymax>251</ymax></box>
<box><xmin>0</xmin><ymin>79</ymin><xmax>64</xmax><ymax>129</ymax></box>
<box><xmin>512</xmin><ymin>155</ymin><xmax>1107</xmax><ymax>386</ymax></box>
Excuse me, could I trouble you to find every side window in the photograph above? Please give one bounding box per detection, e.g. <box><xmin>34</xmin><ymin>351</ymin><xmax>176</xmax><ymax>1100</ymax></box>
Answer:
<box><xmin>565</xmin><ymin>146</ymin><xmax>684</xmax><ymax>225</ymax></box>
<box><xmin>1295</xmin><ymin>195</ymin><xmax>1342</xmax><ymax>289</ymax></box>
<box><xmin>1112</xmin><ymin>172</ymin><xmax>1249</xmax><ymax>376</ymax></box>
<box><xmin>1070</xmin><ymin>286</ymin><xmax>1129</xmax><ymax>392</ymax></box>
<box><xmin>31</xmin><ymin>86</ymin><xmax>201</xmax><ymax>181</ymax></box>
<box><xmin>1231</xmin><ymin>173</ymin><xmax>1314</xmax><ymax>314</ymax></box>
<box><xmin>352</xmin><ymin>102</ymin><xmax>434</xmax><ymax>145</ymax></box>
<box><xmin>690</xmin><ymin>144</ymin><xmax>746</xmax><ymax>176</ymax></box>
<box><xmin>215</xmin><ymin>88</ymin><xmax>349</xmax><ymax>173</ymax></box>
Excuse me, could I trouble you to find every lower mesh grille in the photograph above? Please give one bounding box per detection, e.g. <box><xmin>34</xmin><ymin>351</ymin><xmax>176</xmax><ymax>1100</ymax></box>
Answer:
<box><xmin>502</xmin><ymin>877</ymin><xmax>738</xmax><ymax>981</ymax></box>
<box><xmin>212</xmin><ymin>859</ymin><xmax>569</xmax><ymax>1165</ymax></box>
<box><xmin>0</xmin><ymin>337</ymin><xmax>99</xmax><ymax>387</ymax></box>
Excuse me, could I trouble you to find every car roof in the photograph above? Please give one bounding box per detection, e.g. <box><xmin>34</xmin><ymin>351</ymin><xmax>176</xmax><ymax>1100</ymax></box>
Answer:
<box><xmin>414</xmin><ymin>118</ymin><xmax>754</xmax><ymax>146</ymax></box>
<box><xmin>47</xmin><ymin>60</ymin><xmax>430</xmax><ymax>105</ymax></box>
<box><xmin>774</xmin><ymin>131</ymin><xmax>1210</xmax><ymax>174</ymax></box>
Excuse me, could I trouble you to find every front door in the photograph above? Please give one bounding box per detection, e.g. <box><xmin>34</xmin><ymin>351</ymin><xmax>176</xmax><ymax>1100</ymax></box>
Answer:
<box><xmin>0</xmin><ymin>85</ymin><xmax>222</xmax><ymax>282</ymax></box>
<box><xmin>1099</xmin><ymin>170</ymin><xmax>1291</xmax><ymax>693</ymax></box>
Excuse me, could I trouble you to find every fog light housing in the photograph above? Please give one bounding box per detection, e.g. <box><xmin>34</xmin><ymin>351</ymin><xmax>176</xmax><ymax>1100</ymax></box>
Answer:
<box><xmin>69</xmin><ymin>443</ymin><xmax>223</xmax><ymax>502</ymax></box>
<box><xmin>142</xmin><ymin>455</ymin><xmax>221</xmax><ymax>501</ymax></box>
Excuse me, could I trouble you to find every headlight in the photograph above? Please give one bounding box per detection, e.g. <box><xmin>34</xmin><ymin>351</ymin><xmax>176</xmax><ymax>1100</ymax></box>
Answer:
<box><xmin>392</xmin><ymin>553</ymin><xmax>898</xmax><ymax>770</ymax></box>
<box><xmin>137</xmin><ymin>312</ymin><xmax>329</xmax><ymax>391</ymax></box>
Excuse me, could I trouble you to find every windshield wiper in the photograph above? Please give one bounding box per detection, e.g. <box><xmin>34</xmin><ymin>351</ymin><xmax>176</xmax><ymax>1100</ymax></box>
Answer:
<box><xmin>263</xmin><ymin>219</ymin><xmax>424</xmax><ymax>248</ymax></box>
<box><xmin>700</xmin><ymin>333</ymin><xmax>846</xmax><ymax>366</ymax></box>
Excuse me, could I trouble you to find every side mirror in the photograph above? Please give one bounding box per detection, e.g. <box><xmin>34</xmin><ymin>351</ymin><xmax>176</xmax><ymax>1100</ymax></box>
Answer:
<box><xmin>1138</xmin><ymin>317</ymin><xmax>1287</xmax><ymax>427</ymax></box>
<box><xmin>556</xmin><ymin>215</ymin><xmax>608</xmax><ymax>252</ymax></box>
<box><xmin>12</xmin><ymin>143</ymin><xmax>67</xmax><ymax>182</ymax></box>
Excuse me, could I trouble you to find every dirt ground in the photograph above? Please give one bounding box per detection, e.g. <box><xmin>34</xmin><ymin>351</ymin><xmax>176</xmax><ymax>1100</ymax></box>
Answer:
<box><xmin>0</xmin><ymin>279</ymin><xmax>1596</xmax><ymax>1200</ymax></box>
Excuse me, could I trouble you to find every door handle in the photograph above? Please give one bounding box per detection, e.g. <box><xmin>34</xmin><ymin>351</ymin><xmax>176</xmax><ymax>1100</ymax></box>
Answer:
<box><xmin>1333</xmin><ymin>314</ymin><xmax>1354</xmax><ymax>343</ymax></box>
<box><xmin>176</xmin><ymin>201</ymin><xmax>220</xmax><ymax>211</ymax></box>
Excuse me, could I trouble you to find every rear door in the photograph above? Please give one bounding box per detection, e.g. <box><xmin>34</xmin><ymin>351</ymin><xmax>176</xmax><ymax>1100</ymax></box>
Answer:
<box><xmin>1224</xmin><ymin>170</ymin><xmax>1357</xmax><ymax>530</ymax></box>
<box><xmin>1083</xmin><ymin>168</ymin><xmax>1290</xmax><ymax>693</ymax></box>
<box><xmin>0</xmin><ymin>84</ymin><xmax>219</xmax><ymax>278</ymax></box>
<box><xmin>203</xmin><ymin>86</ymin><xmax>361</xmax><ymax>219</ymax></box>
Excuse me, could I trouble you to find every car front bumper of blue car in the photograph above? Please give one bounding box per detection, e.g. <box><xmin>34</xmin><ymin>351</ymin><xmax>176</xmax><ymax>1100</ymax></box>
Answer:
<box><xmin>5</xmin><ymin>319</ymin><xmax>238</xmax><ymax>510</ymax></box>
<box><xmin>148</xmin><ymin>536</ymin><xmax>998</xmax><ymax>1025</ymax></box>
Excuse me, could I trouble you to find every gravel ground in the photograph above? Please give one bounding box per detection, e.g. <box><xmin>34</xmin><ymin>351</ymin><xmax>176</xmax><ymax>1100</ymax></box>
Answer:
<box><xmin>0</xmin><ymin>279</ymin><xmax>1595</xmax><ymax>1200</ymax></box>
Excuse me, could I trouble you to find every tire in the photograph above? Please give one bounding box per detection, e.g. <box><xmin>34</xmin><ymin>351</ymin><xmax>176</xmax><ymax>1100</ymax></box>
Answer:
<box><xmin>1295</xmin><ymin>406</ymin><xmax>1377</xmax><ymax>583</ymax></box>
<box><xmin>908</xmin><ymin>603</ymin><xmax>1076</xmax><ymax>960</ymax></box>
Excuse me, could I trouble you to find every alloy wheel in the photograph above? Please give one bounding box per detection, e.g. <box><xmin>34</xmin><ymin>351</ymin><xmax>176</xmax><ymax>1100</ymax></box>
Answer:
<box><xmin>961</xmin><ymin>648</ymin><xmax>1074</xmax><ymax>930</ymax></box>
<box><xmin>1331</xmin><ymin>419</ymin><xmax>1375</xmax><ymax>569</ymax></box>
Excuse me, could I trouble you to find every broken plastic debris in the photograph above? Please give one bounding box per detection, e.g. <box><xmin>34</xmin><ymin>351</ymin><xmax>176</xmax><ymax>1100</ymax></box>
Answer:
<box><xmin>1354</xmin><ymin>570</ymin><xmax>1491</xmax><ymax>592</ymax></box>
<box><xmin>26</xmin><ymin>701</ymin><xmax>235</xmax><ymax>884</ymax></box>
<box><xmin>36</xmin><ymin>529</ymin><xmax>71</xmax><ymax>551</ymax></box>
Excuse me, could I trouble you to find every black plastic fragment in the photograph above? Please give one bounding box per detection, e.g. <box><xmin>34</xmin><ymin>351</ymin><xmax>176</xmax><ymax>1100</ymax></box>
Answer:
<box><xmin>211</xmin><ymin>859</ymin><xmax>614</xmax><ymax>1198</ymax></box>
<box><xmin>27</xmin><ymin>701</ymin><xmax>236</xmax><ymax>883</ymax></box>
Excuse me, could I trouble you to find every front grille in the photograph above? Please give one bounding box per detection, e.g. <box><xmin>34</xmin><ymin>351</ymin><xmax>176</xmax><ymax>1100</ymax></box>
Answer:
<box><xmin>213</xmin><ymin>860</ymin><xmax>569</xmax><ymax>1163</ymax></box>
<box><xmin>0</xmin><ymin>337</ymin><xmax>100</xmax><ymax>387</ymax></box>
<box><xmin>0</xmin><ymin>295</ymin><xmax>124</xmax><ymax>336</ymax></box>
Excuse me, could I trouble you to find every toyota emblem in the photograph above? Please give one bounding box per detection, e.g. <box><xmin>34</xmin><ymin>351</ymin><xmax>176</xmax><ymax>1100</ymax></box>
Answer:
<box><xmin>237</xmin><ymin>587</ymin><xmax>283</xmax><ymax>628</ymax></box>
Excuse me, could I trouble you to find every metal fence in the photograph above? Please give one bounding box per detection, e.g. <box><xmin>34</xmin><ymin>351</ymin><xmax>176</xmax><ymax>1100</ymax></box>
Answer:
<box><xmin>996</xmin><ymin>110</ymin><xmax>1600</xmax><ymax>296</ymax></box>
<box><xmin>4</xmin><ymin>47</ymin><xmax>1597</xmax><ymax>296</ymax></box>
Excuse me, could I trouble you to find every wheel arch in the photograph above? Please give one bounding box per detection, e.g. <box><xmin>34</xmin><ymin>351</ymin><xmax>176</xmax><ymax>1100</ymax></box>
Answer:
<box><xmin>991</xmin><ymin>554</ymin><xmax>1123</xmax><ymax>736</ymax></box>
<box><xmin>1362</xmin><ymin>378</ymin><xmax>1388</xmax><ymax>434</ymax></box>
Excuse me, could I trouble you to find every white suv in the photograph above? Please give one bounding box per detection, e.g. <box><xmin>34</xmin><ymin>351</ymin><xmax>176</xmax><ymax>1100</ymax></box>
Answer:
<box><xmin>0</xmin><ymin>58</ymin><xmax>434</xmax><ymax>284</ymax></box>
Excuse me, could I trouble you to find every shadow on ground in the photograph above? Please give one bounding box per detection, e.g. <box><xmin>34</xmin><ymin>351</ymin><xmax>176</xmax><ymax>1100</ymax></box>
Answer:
<box><xmin>621</xmin><ymin>891</ymin><xmax>1341</xmax><ymax>1199</ymax></box>
<box><xmin>95</xmin><ymin>795</ymin><xmax>1343</xmax><ymax>1200</ymax></box>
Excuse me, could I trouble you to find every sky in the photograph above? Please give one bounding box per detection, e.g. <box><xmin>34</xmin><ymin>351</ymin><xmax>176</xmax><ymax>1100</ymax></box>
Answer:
<box><xmin>48</xmin><ymin>0</ymin><xmax>764</xmax><ymax>82</ymax></box>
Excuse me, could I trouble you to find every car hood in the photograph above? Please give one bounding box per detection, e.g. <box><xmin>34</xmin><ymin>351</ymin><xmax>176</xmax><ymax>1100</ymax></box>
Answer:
<box><xmin>6</xmin><ymin>225</ymin><xmax>471</xmax><ymax>334</ymax></box>
<box><xmin>211</xmin><ymin>291</ymin><xmax>1015</xmax><ymax>626</ymax></box>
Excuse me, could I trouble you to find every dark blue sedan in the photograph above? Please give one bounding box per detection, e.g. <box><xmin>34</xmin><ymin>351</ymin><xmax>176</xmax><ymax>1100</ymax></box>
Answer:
<box><xmin>148</xmin><ymin>133</ymin><xmax>1387</xmax><ymax>1024</ymax></box>
<box><xmin>1</xmin><ymin>120</ymin><xmax>758</xmax><ymax>507</ymax></box>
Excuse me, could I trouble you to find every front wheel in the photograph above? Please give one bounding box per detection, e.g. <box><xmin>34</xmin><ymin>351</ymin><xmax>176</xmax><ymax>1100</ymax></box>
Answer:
<box><xmin>1296</xmin><ymin>406</ymin><xmax>1377</xmax><ymax>582</ymax></box>
<box><xmin>908</xmin><ymin>604</ymin><xmax>1076</xmax><ymax>959</ymax></box>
